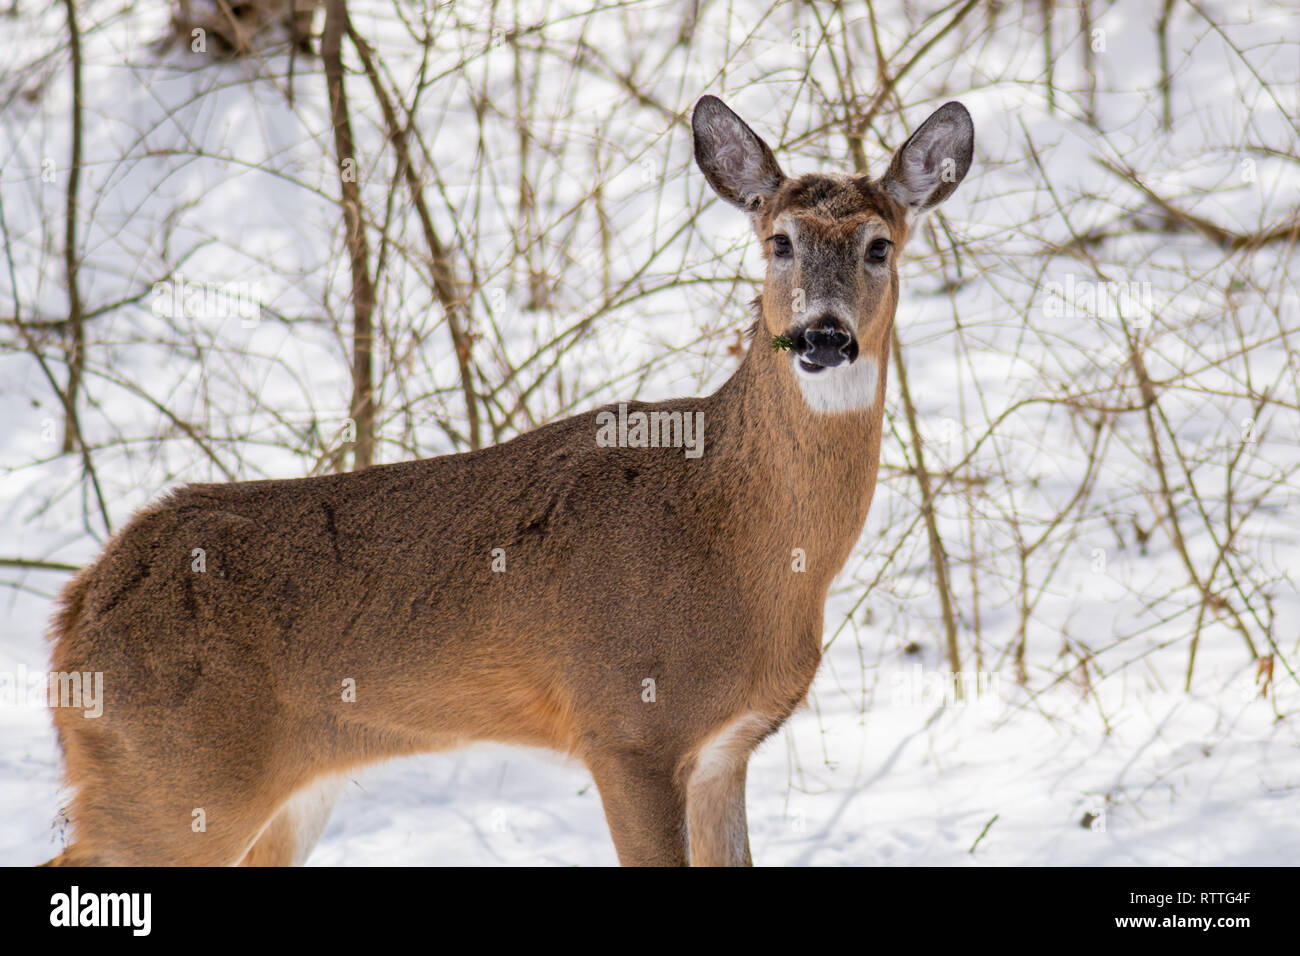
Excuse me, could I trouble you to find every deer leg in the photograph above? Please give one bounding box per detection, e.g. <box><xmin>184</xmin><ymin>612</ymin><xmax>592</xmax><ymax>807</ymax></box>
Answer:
<box><xmin>587</xmin><ymin>752</ymin><xmax>688</xmax><ymax>866</ymax></box>
<box><xmin>240</xmin><ymin>775</ymin><xmax>343</xmax><ymax>866</ymax></box>
<box><xmin>684</xmin><ymin>712</ymin><xmax>771</xmax><ymax>865</ymax></box>
<box><xmin>51</xmin><ymin>715</ymin><xmax>294</xmax><ymax>865</ymax></box>
<box><xmin>686</xmin><ymin>753</ymin><xmax>753</xmax><ymax>866</ymax></box>
<box><xmin>55</xmin><ymin>781</ymin><xmax>278</xmax><ymax>866</ymax></box>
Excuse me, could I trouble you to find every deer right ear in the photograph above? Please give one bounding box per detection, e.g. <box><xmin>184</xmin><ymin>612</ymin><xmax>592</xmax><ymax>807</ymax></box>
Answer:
<box><xmin>692</xmin><ymin>95</ymin><xmax>787</xmax><ymax>213</ymax></box>
<box><xmin>879</xmin><ymin>102</ymin><xmax>974</xmax><ymax>220</ymax></box>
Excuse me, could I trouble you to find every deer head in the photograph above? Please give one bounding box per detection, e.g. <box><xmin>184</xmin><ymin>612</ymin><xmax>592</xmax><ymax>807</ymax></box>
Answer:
<box><xmin>692</xmin><ymin>95</ymin><xmax>974</xmax><ymax>414</ymax></box>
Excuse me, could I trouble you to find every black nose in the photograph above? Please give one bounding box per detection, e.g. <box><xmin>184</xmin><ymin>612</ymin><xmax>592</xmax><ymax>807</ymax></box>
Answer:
<box><xmin>794</xmin><ymin>321</ymin><xmax>858</xmax><ymax>370</ymax></box>
<box><xmin>805</xmin><ymin>326</ymin><xmax>851</xmax><ymax>353</ymax></box>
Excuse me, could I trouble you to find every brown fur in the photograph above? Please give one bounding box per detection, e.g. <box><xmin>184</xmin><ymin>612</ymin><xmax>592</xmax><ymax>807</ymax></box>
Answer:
<box><xmin>43</xmin><ymin>96</ymin><xmax>972</xmax><ymax>866</ymax></box>
<box><xmin>170</xmin><ymin>0</ymin><xmax>318</xmax><ymax>57</ymax></box>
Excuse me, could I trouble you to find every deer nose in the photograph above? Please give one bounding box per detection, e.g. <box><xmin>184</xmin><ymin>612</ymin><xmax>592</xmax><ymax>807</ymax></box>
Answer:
<box><xmin>796</xmin><ymin>321</ymin><xmax>857</xmax><ymax>370</ymax></box>
<box><xmin>805</xmin><ymin>325</ymin><xmax>850</xmax><ymax>353</ymax></box>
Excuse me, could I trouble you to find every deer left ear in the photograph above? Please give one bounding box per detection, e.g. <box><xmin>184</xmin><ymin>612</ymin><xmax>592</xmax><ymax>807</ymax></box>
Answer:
<box><xmin>879</xmin><ymin>102</ymin><xmax>974</xmax><ymax>220</ymax></box>
<box><xmin>692</xmin><ymin>95</ymin><xmax>787</xmax><ymax>213</ymax></box>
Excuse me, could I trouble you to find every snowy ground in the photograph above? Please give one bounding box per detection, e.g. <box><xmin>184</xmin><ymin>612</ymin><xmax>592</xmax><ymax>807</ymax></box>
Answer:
<box><xmin>2</xmin><ymin>0</ymin><xmax>1298</xmax><ymax>865</ymax></box>
<box><xmin>5</xmin><ymin>617</ymin><xmax>1296</xmax><ymax>866</ymax></box>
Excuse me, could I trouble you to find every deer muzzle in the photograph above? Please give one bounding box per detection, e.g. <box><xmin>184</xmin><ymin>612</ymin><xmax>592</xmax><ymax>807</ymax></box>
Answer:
<box><xmin>790</xmin><ymin>320</ymin><xmax>858</xmax><ymax>372</ymax></box>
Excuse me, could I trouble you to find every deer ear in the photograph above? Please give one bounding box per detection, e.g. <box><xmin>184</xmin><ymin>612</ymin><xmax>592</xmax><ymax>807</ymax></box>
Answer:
<box><xmin>692</xmin><ymin>95</ymin><xmax>787</xmax><ymax>212</ymax></box>
<box><xmin>879</xmin><ymin>102</ymin><xmax>974</xmax><ymax>219</ymax></box>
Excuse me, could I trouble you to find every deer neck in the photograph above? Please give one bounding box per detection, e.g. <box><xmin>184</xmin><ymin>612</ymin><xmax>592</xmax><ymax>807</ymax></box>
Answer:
<box><xmin>700</xmin><ymin>307</ymin><xmax>893</xmax><ymax>591</ymax></box>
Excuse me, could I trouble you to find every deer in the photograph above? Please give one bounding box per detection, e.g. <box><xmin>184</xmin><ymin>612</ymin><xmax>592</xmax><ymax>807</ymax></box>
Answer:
<box><xmin>41</xmin><ymin>95</ymin><xmax>973</xmax><ymax>867</ymax></box>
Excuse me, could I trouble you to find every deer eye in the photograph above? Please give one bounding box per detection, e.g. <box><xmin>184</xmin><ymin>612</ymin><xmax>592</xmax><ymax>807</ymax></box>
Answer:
<box><xmin>770</xmin><ymin>234</ymin><xmax>793</xmax><ymax>258</ymax></box>
<box><xmin>868</xmin><ymin>238</ymin><xmax>892</xmax><ymax>263</ymax></box>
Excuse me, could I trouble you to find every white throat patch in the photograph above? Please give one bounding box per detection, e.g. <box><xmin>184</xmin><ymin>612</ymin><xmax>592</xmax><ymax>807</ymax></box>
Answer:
<box><xmin>793</xmin><ymin>356</ymin><xmax>880</xmax><ymax>414</ymax></box>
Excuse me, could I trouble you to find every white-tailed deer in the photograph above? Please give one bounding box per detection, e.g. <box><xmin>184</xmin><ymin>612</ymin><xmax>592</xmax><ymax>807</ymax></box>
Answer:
<box><xmin>43</xmin><ymin>95</ymin><xmax>973</xmax><ymax>866</ymax></box>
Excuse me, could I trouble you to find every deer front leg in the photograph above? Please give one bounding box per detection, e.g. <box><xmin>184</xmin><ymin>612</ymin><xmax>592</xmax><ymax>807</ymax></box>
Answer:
<box><xmin>683</xmin><ymin>712</ymin><xmax>773</xmax><ymax>865</ymax></box>
<box><xmin>240</xmin><ymin>776</ymin><xmax>343</xmax><ymax>866</ymax></box>
<box><xmin>686</xmin><ymin>755</ymin><xmax>752</xmax><ymax>866</ymax></box>
<box><xmin>587</xmin><ymin>751</ymin><xmax>688</xmax><ymax>866</ymax></box>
